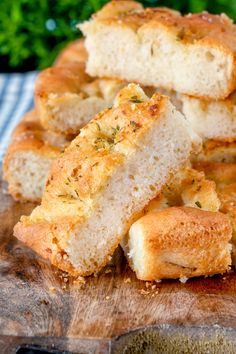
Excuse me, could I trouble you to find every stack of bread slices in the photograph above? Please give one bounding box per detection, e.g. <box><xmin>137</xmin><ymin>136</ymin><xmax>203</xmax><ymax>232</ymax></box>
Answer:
<box><xmin>4</xmin><ymin>0</ymin><xmax>236</xmax><ymax>281</ymax></box>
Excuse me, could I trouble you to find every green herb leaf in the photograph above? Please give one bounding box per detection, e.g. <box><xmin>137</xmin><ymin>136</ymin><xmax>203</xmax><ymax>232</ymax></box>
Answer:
<box><xmin>195</xmin><ymin>201</ymin><xmax>202</xmax><ymax>208</ymax></box>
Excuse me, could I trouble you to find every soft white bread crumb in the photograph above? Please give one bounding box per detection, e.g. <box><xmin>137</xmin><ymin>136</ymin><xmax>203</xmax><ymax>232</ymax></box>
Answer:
<box><xmin>14</xmin><ymin>84</ymin><xmax>200</xmax><ymax>276</ymax></box>
<box><xmin>3</xmin><ymin>111</ymin><xmax>70</xmax><ymax>202</ymax></box>
<box><xmin>35</xmin><ymin>61</ymin><xmax>127</xmax><ymax>135</ymax></box>
<box><xmin>126</xmin><ymin>207</ymin><xmax>232</xmax><ymax>280</ymax></box>
<box><xmin>80</xmin><ymin>1</ymin><xmax>236</xmax><ymax>99</ymax></box>
<box><xmin>182</xmin><ymin>93</ymin><xmax>236</xmax><ymax>141</ymax></box>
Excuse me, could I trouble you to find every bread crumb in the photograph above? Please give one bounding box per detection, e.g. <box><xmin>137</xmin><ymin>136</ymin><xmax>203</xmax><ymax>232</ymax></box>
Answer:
<box><xmin>73</xmin><ymin>276</ymin><xmax>86</xmax><ymax>285</ymax></box>
<box><xmin>179</xmin><ymin>276</ymin><xmax>188</xmax><ymax>283</ymax></box>
<box><xmin>140</xmin><ymin>289</ymin><xmax>150</xmax><ymax>295</ymax></box>
<box><xmin>104</xmin><ymin>268</ymin><xmax>112</xmax><ymax>274</ymax></box>
<box><xmin>145</xmin><ymin>282</ymin><xmax>151</xmax><ymax>288</ymax></box>
<box><xmin>155</xmin><ymin>279</ymin><xmax>162</xmax><ymax>283</ymax></box>
<box><xmin>124</xmin><ymin>277</ymin><xmax>131</xmax><ymax>283</ymax></box>
<box><xmin>151</xmin><ymin>284</ymin><xmax>156</xmax><ymax>290</ymax></box>
<box><xmin>106</xmin><ymin>296</ymin><xmax>110</xmax><ymax>300</ymax></box>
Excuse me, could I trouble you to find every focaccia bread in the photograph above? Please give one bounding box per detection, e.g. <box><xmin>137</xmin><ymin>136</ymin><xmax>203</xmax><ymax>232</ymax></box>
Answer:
<box><xmin>182</xmin><ymin>93</ymin><xmax>236</xmax><ymax>141</ymax></box>
<box><xmin>193</xmin><ymin>160</ymin><xmax>236</xmax><ymax>265</ymax></box>
<box><xmin>122</xmin><ymin>165</ymin><xmax>226</xmax><ymax>280</ymax></box>
<box><xmin>14</xmin><ymin>84</ymin><xmax>200</xmax><ymax>276</ymax></box>
<box><xmin>145</xmin><ymin>166</ymin><xmax>220</xmax><ymax>213</ymax></box>
<box><xmin>3</xmin><ymin>111</ymin><xmax>71</xmax><ymax>202</ymax></box>
<box><xmin>80</xmin><ymin>0</ymin><xmax>236</xmax><ymax>99</ymax></box>
<box><xmin>192</xmin><ymin>139</ymin><xmax>236</xmax><ymax>163</ymax></box>
<box><xmin>125</xmin><ymin>207</ymin><xmax>232</xmax><ymax>281</ymax></box>
<box><xmin>193</xmin><ymin>161</ymin><xmax>236</xmax><ymax>186</ymax></box>
<box><xmin>35</xmin><ymin>61</ymin><xmax>127</xmax><ymax>135</ymax></box>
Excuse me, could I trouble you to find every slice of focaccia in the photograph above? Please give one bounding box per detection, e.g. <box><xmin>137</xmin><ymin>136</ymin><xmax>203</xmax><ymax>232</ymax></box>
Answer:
<box><xmin>14</xmin><ymin>84</ymin><xmax>200</xmax><ymax>276</ymax></box>
<box><xmin>122</xmin><ymin>165</ymin><xmax>230</xmax><ymax>281</ymax></box>
<box><xmin>144</xmin><ymin>166</ymin><xmax>220</xmax><ymax>213</ymax></box>
<box><xmin>182</xmin><ymin>93</ymin><xmax>236</xmax><ymax>141</ymax></box>
<box><xmin>35</xmin><ymin>61</ymin><xmax>126</xmax><ymax>135</ymax></box>
<box><xmin>80</xmin><ymin>0</ymin><xmax>236</xmax><ymax>99</ymax></box>
<box><xmin>193</xmin><ymin>160</ymin><xmax>236</xmax><ymax>265</ymax></box>
<box><xmin>126</xmin><ymin>207</ymin><xmax>232</xmax><ymax>281</ymax></box>
<box><xmin>3</xmin><ymin>111</ymin><xmax>71</xmax><ymax>202</ymax></box>
<box><xmin>192</xmin><ymin>139</ymin><xmax>236</xmax><ymax>163</ymax></box>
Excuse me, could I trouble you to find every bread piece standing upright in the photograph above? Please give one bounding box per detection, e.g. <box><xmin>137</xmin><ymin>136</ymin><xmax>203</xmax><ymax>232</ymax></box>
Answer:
<box><xmin>14</xmin><ymin>84</ymin><xmax>200</xmax><ymax>276</ymax></box>
<box><xmin>80</xmin><ymin>1</ymin><xmax>236</xmax><ymax>99</ymax></box>
<box><xmin>126</xmin><ymin>207</ymin><xmax>232</xmax><ymax>281</ymax></box>
<box><xmin>3</xmin><ymin>111</ymin><xmax>71</xmax><ymax>202</ymax></box>
<box><xmin>182</xmin><ymin>93</ymin><xmax>236</xmax><ymax>141</ymax></box>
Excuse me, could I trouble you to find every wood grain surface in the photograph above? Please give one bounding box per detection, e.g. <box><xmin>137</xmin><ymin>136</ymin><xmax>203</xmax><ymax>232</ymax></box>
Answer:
<box><xmin>0</xmin><ymin>174</ymin><xmax>236</xmax><ymax>353</ymax></box>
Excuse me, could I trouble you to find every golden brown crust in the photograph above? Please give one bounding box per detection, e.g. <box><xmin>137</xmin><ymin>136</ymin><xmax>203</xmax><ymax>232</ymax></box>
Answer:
<box><xmin>129</xmin><ymin>206</ymin><xmax>232</xmax><ymax>280</ymax></box>
<box><xmin>193</xmin><ymin>139</ymin><xmax>236</xmax><ymax>163</ymax></box>
<box><xmin>14</xmin><ymin>217</ymin><xmax>119</xmax><ymax>276</ymax></box>
<box><xmin>3</xmin><ymin>110</ymin><xmax>71</xmax><ymax>202</ymax></box>
<box><xmin>3</xmin><ymin>110</ymin><xmax>70</xmax><ymax>161</ymax></box>
<box><xmin>14</xmin><ymin>85</ymin><xmax>186</xmax><ymax>276</ymax></box>
<box><xmin>55</xmin><ymin>39</ymin><xmax>88</xmax><ymax>66</ymax></box>
<box><xmin>192</xmin><ymin>160</ymin><xmax>236</xmax><ymax>262</ymax></box>
<box><xmin>95</xmin><ymin>1</ymin><xmax>236</xmax><ymax>51</ymax></box>
<box><xmin>85</xmin><ymin>1</ymin><xmax>236</xmax><ymax>98</ymax></box>
<box><xmin>217</xmin><ymin>183</ymin><xmax>236</xmax><ymax>250</ymax></box>
<box><xmin>14</xmin><ymin>218</ymin><xmax>79</xmax><ymax>275</ymax></box>
<box><xmin>35</xmin><ymin>59</ymin><xmax>127</xmax><ymax>135</ymax></box>
<box><xmin>35</xmin><ymin>62</ymin><xmax>92</xmax><ymax>133</ymax></box>
<box><xmin>193</xmin><ymin>161</ymin><xmax>236</xmax><ymax>186</ymax></box>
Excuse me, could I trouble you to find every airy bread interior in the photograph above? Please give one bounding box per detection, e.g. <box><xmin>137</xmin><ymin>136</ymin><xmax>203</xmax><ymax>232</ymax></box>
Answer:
<box><xmin>6</xmin><ymin>151</ymin><xmax>53</xmax><ymax>202</ymax></box>
<box><xmin>80</xmin><ymin>1</ymin><xmax>236</xmax><ymax>99</ymax></box>
<box><xmin>182</xmin><ymin>94</ymin><xmax>236</xmax><ymax>141</ymax></box>
<box><xmin>14</xmin><ymin>84</ymin><xmax>200</xmax><ymax>276</ymax></box>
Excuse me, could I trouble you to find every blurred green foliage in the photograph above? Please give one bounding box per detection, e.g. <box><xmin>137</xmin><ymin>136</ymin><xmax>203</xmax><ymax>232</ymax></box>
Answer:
<box><xmin>1</xmin><ymin>0</ymin><xmax>236</xmax><ymax>72</ymax></box>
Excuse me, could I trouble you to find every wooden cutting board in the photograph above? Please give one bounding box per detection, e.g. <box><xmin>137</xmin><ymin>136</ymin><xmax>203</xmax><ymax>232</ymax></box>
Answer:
<box><xmin>1</xmin><ymin>175</ymin><xmax>236</xmax><ymax>354</ymax></box>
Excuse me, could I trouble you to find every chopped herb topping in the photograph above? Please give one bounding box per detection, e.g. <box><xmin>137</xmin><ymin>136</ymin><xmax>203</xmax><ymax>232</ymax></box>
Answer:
<box><xmin>94</xmin><ymin>136</ymin><xmax>115</xmax><ymax>150</ymax></box>
<box><xmin>130</xmin><ymin>120</ymin><xmax>141</xmax><ymax>132</ymax></box>
<box><xmin>74</xmin><ymin>189</ymin><xmax>80</xmax><ymax>198</ymax></box>
<box><xmin>111</xmin><ymin>125</ymin><xmax>120</xmax><ymax>136</ymax></box>
<box><xmin>95</xmin><ymin>122</ymin><xmax>101</xmax><ymax>131</ymax></box>
<box><xmin>150</xmin><ymin>45</ymin><xmax>154</xmax><ymax>56</ymax></box>
<box><xmin>195</xmin><ymin>201</ymin><xmax>202</xmax><ymax>208</ymax></box>
<box><xmin>129</xmin><ymin>95</ymin><xmax>143</xmax><ymax>103</ymax></box>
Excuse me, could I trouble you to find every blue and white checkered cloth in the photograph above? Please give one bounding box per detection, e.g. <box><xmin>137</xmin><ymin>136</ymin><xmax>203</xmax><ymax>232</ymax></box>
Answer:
<box><xmin>0</xmin><ymin>72</ymin><xmax>38</xmax><ymax>161</ymax></box>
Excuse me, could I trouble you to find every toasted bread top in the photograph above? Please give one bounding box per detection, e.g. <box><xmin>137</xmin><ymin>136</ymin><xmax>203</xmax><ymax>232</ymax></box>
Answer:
<box><xmin>133</xmin><ymin>206</ymin><xmax>232</xmax><ymax>250</ymax></box>
<box><xmin>28</xmin><ymin>84</ymin><xmax>175</xmax><ymax>224</ymax></box>
<box><xmin>85</xmin><ymin>0</ymin><xmax>236</xmax><ymax>52</ymax></box>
